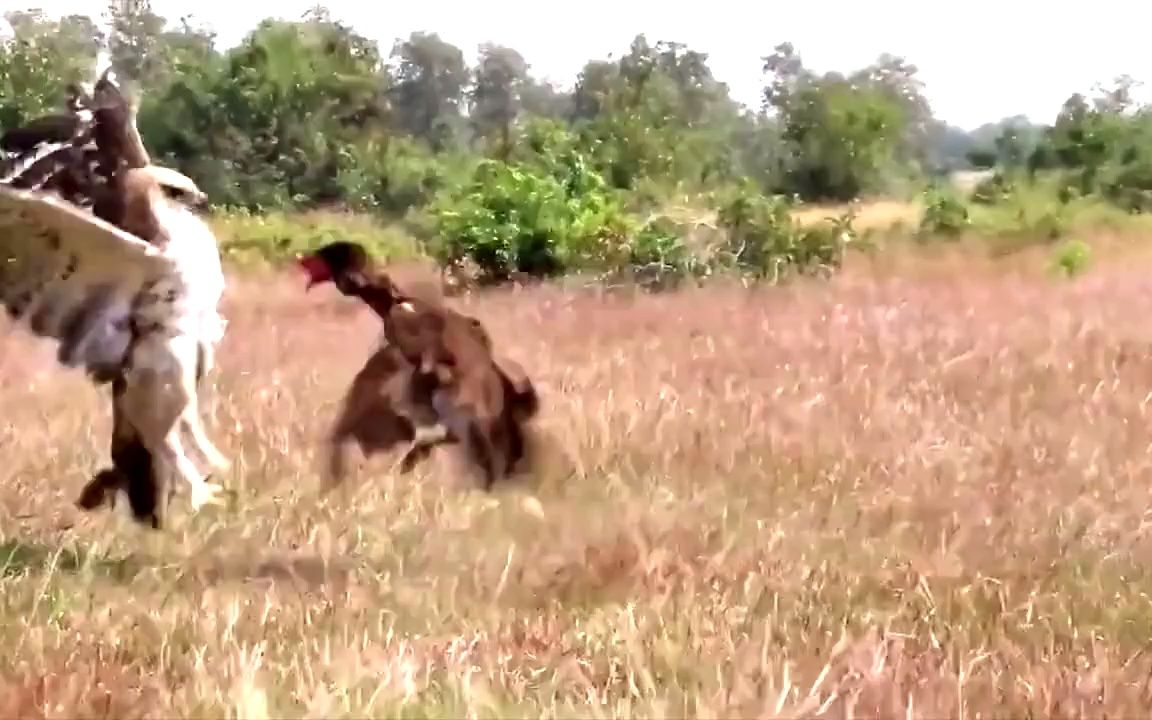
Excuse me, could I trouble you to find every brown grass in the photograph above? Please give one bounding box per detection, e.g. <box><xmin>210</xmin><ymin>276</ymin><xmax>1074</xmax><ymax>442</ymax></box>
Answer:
<box><xmin>793</xmin><ymin>199</ymin><xmax>922</xmax><ymax>231</ymax></box>
<box><xmin>3</xmin><ymin>246</ymin><xmax>1152</xmax><ymax>717</ymax></box>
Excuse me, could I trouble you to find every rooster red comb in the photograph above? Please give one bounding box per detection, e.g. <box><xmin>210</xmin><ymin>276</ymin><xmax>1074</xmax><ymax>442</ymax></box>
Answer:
<box><xmin>297</xmin><ymin>241</ymin><xmax>371</xmax><ymax>290</ymax></box>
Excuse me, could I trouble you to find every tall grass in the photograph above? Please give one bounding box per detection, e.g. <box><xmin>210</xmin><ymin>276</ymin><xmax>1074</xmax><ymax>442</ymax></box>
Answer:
<box><xmin>3</xmin><ymin>241</ymin><xmax>1152</xmax><ymax>716</ymax></box>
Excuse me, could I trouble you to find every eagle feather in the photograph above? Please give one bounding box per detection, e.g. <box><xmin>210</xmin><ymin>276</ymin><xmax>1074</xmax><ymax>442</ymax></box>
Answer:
<box><xmin>0</xmin><ymin>63</ymin><xmax>230</xmax><ymax>527</ymax></box>
<box><xmin>0</xmin><ymin>182</ymin><xmax>182</xmax><ymax>379</ymax></box>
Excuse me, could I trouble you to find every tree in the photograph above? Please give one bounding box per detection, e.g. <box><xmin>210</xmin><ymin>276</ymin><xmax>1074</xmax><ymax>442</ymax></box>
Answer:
<box><xmin>388</xmin><ymin>32</ymin><xmax>469</xmax><ymax>150</ymax></box>
<box><xmin>570</xmin><ymin>59</ymin><xmax>615</xmax><ymax>122</ymax></box>
<box><xmin>105</xmin><ymin>0</ymin><xmax>166</xmax><ymax>86</ymax></box>
<box><xmin>0</xmin><ymin>10</ymin><xmax>103</xmax><ymax>127</ymax></box>
<box><xmin>141</xmin><ymin>9</ymin><xmax>388</xmax><ymax>207</ymax></box>
<box><xmin>568</xmin><ymin>34</ymin><xmax>746</xmax><ymax>191</ymax></box>
<box><xmin>1026</xmin><ymin>80</ymin><xmax>1152</xmax><ymax>203</ymax></box>
<box><xmin>470</xmin><ymin>44</ymin><xmax>529</xmax><ymax>157</ymax></box>
<box><xmin>520</xmin><ymin>78</ymin><xmax>571</xmax><ymax>121</ymax></box>
<box><xmin>762</xmin><ymin>44</ymin><xmax>920</xmax><ymax>201</ymax></box>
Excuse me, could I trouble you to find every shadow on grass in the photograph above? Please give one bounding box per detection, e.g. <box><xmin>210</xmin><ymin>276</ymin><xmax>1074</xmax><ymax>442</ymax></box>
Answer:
<box><xmin>175</xmin><ymin>552</ymin><xmax>359</xmax><ymax>597</ymax></box>
<box><xmin>0</xmin><ymin>540</ymin><xmax>143</xmax><ymax>581</ymax></box>
<box><xmin>0</xmin><ymin>539</ymin><xmax>355</xmax><ymax>596</ymax></box>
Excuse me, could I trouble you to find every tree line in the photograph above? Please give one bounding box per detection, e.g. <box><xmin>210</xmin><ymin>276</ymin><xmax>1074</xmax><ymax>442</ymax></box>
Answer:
<box><xmin>2</xmin><ymin>3</ymin><xmax>1150</xmax><ymax>282</ymax></box>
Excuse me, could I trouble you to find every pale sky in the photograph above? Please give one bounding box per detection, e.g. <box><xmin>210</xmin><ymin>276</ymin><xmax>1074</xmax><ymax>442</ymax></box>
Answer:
<box><xmin>18</xmin><ymin>0</ymin><xmax>1152</xmax><ymax>129</ymax></box>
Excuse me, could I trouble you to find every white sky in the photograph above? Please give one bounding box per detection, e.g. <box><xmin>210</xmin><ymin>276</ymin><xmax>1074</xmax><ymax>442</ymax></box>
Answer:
<box><xmin>18</xmin><ymin>0</ymin><xmax>1152</xmax><ymax>130</ymax></box>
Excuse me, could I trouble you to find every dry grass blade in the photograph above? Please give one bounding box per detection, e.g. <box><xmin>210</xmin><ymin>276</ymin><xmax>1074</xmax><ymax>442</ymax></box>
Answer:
<box><xmin>3</xmin><ymin>250</ymin><xmax>1152</xmax><ymax>716</ymax></box>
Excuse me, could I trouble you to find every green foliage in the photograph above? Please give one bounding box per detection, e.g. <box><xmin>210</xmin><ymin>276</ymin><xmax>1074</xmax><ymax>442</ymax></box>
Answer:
<box><xmin>627</xmin><ymin>217</ymin><xmax>691</xmax><ymax>271</ymax></box>
<box><xmin>603</xmin><ymin>215</ymin><xmax>698</xmax><ymax>290</ymax></box>
<box><xmin>778</xmin><ymin>80</ymin><xmax>908</xmax><ymax>201</ymax></box>
<box><xmin>1026</xmin><ymin>81</ymin><xmax>1152</xmax><ymax>215</ymax></box>
<box><xmin>1050</xmin><ymin>239</ymin><xmax>1092</xmax><ymax>278</ymax></box>
<box><xmin>426</xmin><ymin>125</ymin><xmax>634</xmax><ymax>283</ymax></box>
<box><xmin>337</xmin><ymin>138</ymin><xmax>473</xmax><ymax>216</ymax></box>
<box><xmin>4</xmin><ymin>5</ymin><xmax>1151</xmax><ymax>283</ymax></box>
<box><xmin>388</xmin><ymin>31</ymin><xmax>470</xmax><ymax>151</ymax></box>
<box><xmin>1098</xmin><ymin>152</ymin><xmax>1152</xmax><ymax>213</ymax></box>
<box><xmin>970</xmin><ymin>172</ymin><xmax>1017</xmax><ymax>205</ymax></box>
<box><xmin>762</xmin><ymin>44</ymin><xmax>931</xmax><ymax>202</ymax></box>
<box><xmin>426</xmin><ymin>121</ymin><xmax>852</xmax><ymax>286</ymax></box>
<box><xmin>715</xmin><ymin>183</ymin><xmax>852</xmax><ymax>279</ymax></box>
<box><xmin>972</xmin><ymin>183</ymin><xmax>1073</xmax><ymax>243</ymax></box>
<box><xmin>918</xmin><ymin>187</ymin><xmax>970</xmax><ymax>239</ymax></box>
<box><xmin>211</xmin><ymin>210</ymin><xmax>420</xmax><ymax>266</ymax></box>
<box><xmin>0</xmin><ymin>10</ymin><xmax>103</xmax><ymax>126</ymax></box>
<box><xmin>570</xmin><ymin>37</ymin><xmax>746</xmax><ymax>194</ymax></box>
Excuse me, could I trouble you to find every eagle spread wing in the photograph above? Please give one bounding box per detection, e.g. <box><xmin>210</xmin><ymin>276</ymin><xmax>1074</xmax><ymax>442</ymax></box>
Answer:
<box><xmin>0</xmin><ymin>55</ymin><xmax>231</xmax><ymax>530</ymax></box>
<box><xmin>0</xmin><ymin>183</ymin><xmax>181</xmax><ymax>380</ymax></box>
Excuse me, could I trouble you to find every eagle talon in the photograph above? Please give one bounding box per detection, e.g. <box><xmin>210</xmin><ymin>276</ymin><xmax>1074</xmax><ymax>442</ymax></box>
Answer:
<box><xmin>75</xmin><ymin>468</ymin><xmax>121</xmax><ymax>510</ymax></box>
<box><xmin>188</xmin><ymin>480</ymin><xmax>225</xmax><ymax>510</ymax></box>
<box><xmin>0</xmin><ymin>59</ymin><xmax>229</xmax><ymax>533</ymax></box>
<box><xmin>205</xmin><ymin>452</ymin><xmax>231</xmax><ymax>474</ymax></box>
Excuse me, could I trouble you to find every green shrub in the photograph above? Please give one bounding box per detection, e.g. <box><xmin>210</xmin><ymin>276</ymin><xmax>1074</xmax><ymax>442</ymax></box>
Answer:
<box><xmin>970</xmin><ymin>172</ymin><xmax>1016</xmax><ymax>205</ymax></box>
<box><xmin>970</xmin><ymin>184</ymin><xmax>1073</xmax><ymax>249</ymax></box>
<box><xmin>1100</xmin><ymin>158</ymin><xmax>1152</xmax><ymax>213</ymax></box>
<box><xmin>614</xmin><ymin>216</ymin><xmax>696</xmax><ymax>289</ymax></box>
<box><xmin>1050</xmin><ymin>239</ymin><xmax>1092</xmax><ymax>278</ymax></box>
<box><xmin>426</xmin><ymin>118</ymin><xmax>723</xmax><ymax>285</ymax></box>
<box><xmin>715</xmin><ymin>184</ymin><xmax>852</xmax><ymax>280</ymax></box>
<box><xmin>427</xmin><ymin>157</ymin><xmax>628</xmax><ymax>284</ymax></box>
<box><xmin>918</xmin><ymin>187</ymin><xmax>970</xmax><ymax>239</ymax></box>
<box><xmin>1029</xmin><ymin>208</ymin><xmax>1068</xmax><ymax>240</ymax></box>
<box><xmin>422</xmin><ymin>123</ymin><xmax>855</xmax><ymax>287</ymax></box>
<box><xmin>337</xmin><ymin>138</ymin><xmax>474</xmax><ymax>217</ymax></box>
<box><xmin>210</xmin><ymin>209</ymin><xmax>420</xmax><ymax>266</ymax></box>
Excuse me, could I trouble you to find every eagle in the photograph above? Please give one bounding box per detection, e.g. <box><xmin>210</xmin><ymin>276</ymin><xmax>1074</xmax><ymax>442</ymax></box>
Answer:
<box><xmin>0</xmin><ymin>62</ymin><xmax>229</xmax><ymax>528</ymax></box>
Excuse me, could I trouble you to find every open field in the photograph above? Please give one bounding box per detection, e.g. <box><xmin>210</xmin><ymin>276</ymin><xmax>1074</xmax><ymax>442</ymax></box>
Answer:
<box><xmin>4</xmin><ymin>247</ymin><xmax>1152</xmax><ymax>717</ymax></box>
<box><xmin>792</xmin><ymin>199</ymin><xmax>923</xmax><ymax>231</ymax></box>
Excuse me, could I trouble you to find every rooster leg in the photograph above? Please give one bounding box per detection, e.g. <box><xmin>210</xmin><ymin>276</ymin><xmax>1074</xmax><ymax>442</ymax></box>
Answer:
<box><xmin>325</xmin><ymin>435</ymin><xmax>354</xmax><ymax>489</ymax></box>
<box><xmin>324</xmin><ymin>402</ymin><xmax>365</xmax><ymax>489</ymax></box>
<box><xmin>465</xmin><ymin>421</ymin><xmax>502</xmax><ymax>491</ymax></box>
<box><xmin>398</xmin><ymin>424</ymin><xmax>451</xmax><ymax>474</ymax></box>
<box><xmin>429</xmin><ymin>391</ymin><xmax>502</xmax><ymax>489</ymax></box>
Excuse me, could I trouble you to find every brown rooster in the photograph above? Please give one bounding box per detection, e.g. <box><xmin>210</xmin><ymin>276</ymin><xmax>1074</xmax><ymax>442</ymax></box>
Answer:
<box><xmin>298</xmin><ymin>241</ymin><xmax>539</xmax><ymax>490</ymax></box>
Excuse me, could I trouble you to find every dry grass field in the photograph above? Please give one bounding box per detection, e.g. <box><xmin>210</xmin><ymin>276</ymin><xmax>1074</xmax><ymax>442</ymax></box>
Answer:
<box><xmin>4</xmin><ymin>246</ymin><xmax>1152</xmax><ymax>718</ymax></box>
<box><xmin>792</xmin><ymin>199</ymin><xmax>922</xmax><ymax>231</ymax></box>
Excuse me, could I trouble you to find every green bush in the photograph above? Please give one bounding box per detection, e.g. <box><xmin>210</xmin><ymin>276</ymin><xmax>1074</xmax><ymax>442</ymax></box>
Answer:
<box><xmin>1100</xmin><ymin>159</ymin><xmax>1152</xmax><ymax>213</ymax></box>
<box><xmin>426</xmin><ymin>134</ymin><xmax>854</xmax><ymax>287</ymax></box>
<box><xmin>425</xmin><ymin>119</ymin><xmax>723</xmax><ymax>285</ymax></box>
<box><xmin>427</xmin><ymin>156</ymin><xmax>629</xmax><ymax>284</ymax></box>
<box><xmin>337</xmin><ymin>138</ymin><xmax>474</xmax><ymax>217</ymax></box>
<box><xmin>918</xmin><ymin>187</ymin><xmax>970</xmax><ymax>239</ymax></box>
<box><xmin>970</xmin><ymin>172</ymin><xmax>1016</xmax><ymax>205</ymax></box>
<box><xmin>1051</xmin><ymin>239</ymin><xmax>1092</xmax><ymax>278</ymax></box>
<box><xmin>715</xmin><ymin>184</ymin><xmax>853</xmax><ymax>280</ymax></box>
<box><xmin>1027</xmin><ymin>208</ymin><xmax>1068</xmax><ymax>240</ymax></box>
<box><xmin>969</xmin><ymin>183</ymin><xmax>1073</xmax><ymax>249</ymax></box>
<box><xmin>210</xmin><ymin>209</ymin><xmax>420</xmax><ymax>266</ymax></box>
